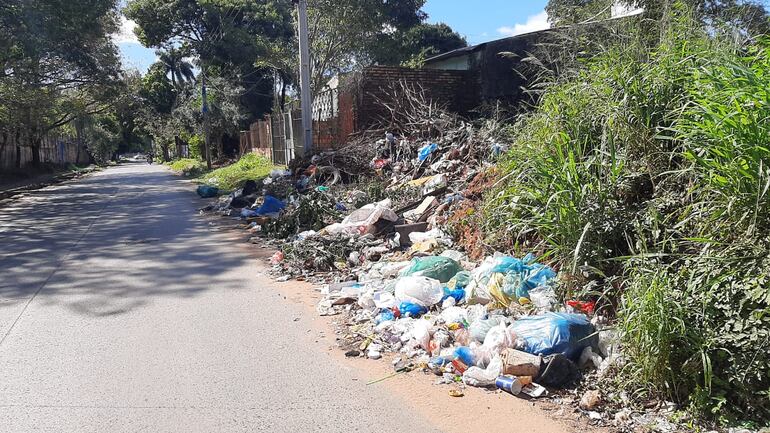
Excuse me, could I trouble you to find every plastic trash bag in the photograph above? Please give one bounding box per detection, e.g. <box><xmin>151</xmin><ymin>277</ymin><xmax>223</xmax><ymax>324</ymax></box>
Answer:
<box><xmin>373</xmin><ymin>291</ymin><xmax>398</xmax><ymax>309</ymax></box>
<box><xmin>401</xmin><ymin>256</ymin><xmax>463</xmax><ymax>283</ymax></box>
<box><xmin>528</xmin><ymin>286</ymin><xmax>557</xmax><ymax>312</ymax></box>
<box><xmin>196</xmin><ymin>185</ymin><xmax>219</xmax><ymax>198</ymax></box>
<box><xmin>447</xmin><ymin>271</ymin><xmax>472</xmax><ymax>290</ymax></box>
<box><xmin>325</xmin><ymin>199</ymin><xmax>398</xmax><ymax>236</ymax></box>
<box><xmin>463</xmin><ymin>356</ymin><xmax>503</xmax><ymax>387</ymax></box>
<box><xmin>411</xmin><ymin>319</ymin><xmax>432</xmax><ymax>350</ymax></box>
<box><xmin>481</xmin><ymin>322</ymin><xmax>518</xmax><ymax>354</ymax></box>
<box><xmin>441</xmin><ymin>287</ymin><xmax>465</xmax><ymax>305</ymax></box>
<box><xmin>440</xmin><ymin>306</ymin><xmax>467</xmax><ymax>325</ymax></box>
<box><xmin>510</xmin><ymin>312</ymin><xmax>596</xmax><ymax>359</ymax></box>
<box><xmin>466</xmin><ymin>254</ymin><xmax>557</xmax><ymax>307</ymax></box>
<box><xmin>254</xmin><ymin>195</ymin><xmax>286</xmax><ymax>217</ymax></box>
<box><xmin>376</xmin><ymin>310</ymin><xmax>395</xmax><ymax>325</ymax></box>
<box><xmin>418</xmin><ymin>143</ymin><xmax>438</xmax><ymax>162</ymax></box>
<box><xmin>399</xmin><ymin>302</ymin><xmax>428</xmax><ymax>318</ymax></box>
<box><xmin>394</xmin><ymin>276</ymin><xmax>444</xmax><ymax>307</ymax></box>
<box><xmin>469</xmin><ymin>316</ymin><xmax>506</xmax><ymax>343</ymax></box>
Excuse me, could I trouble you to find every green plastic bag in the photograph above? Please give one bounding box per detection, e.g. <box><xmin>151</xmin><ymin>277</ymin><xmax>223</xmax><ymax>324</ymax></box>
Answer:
<box><xmin>448</xmin><ymin>271</ymin><xmax>472</xmax><ymax>289</ymax></box>
<box><xmin>402</xmin><ymin>256</ymin><xmax>463</xmax><ymax>283</ymax></box>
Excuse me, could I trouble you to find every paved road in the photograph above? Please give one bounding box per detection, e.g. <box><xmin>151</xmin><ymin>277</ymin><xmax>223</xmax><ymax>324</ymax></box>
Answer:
<box><xmin>0</xmin><ymin>164</ymin><xmax>441</xmax><ymax>433</ymax></box>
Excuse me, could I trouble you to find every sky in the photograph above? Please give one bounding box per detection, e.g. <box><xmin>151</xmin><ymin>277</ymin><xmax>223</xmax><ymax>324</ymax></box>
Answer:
<box><xmin>114</xmin><ymin>1</ymin><xmax>551</xmax><ymax>74</ymax></box>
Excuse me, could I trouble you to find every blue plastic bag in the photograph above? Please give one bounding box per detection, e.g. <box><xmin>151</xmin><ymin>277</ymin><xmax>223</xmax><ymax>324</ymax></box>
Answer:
<box><xmin>441</xmin><ymin>287</ymin><xmax>466</xmax><ymax>304</ymax></box>
<box><xmin>399</xmin><ymin>302</ymin><xmax>427</xmax><ymax>318</ymax></box>
<box><xmin>196</xmin><ymin>185</ymin><xmax>219</xmax><ymax>198</ymax></box>
<box><xmin>453</xmin><ymin>346</ymin><xmax>475</xmax><ymax>366</ymax></box>
<box><xmin>375</xmin><ymin>309</ymin><xmax>395</xmax><ymax>324</ymax></box>
<box><xmin>255</xmin><ymin>195</ymin><xmax>286</xmax><ymax>216</ymax></box>
<box><xmin>510</xmin><ymin>312</ymin><xmax>596</xmax><ymax>359</ymax></box>
<box><xmin>418</xmin><ymin>143</ymin><xmax>438</xmax><ymax>162</ymax></box>
<box><xmin>488</xmin><ymin>254</ymin><xmax>557</xmax><ymax>299</ymax></box>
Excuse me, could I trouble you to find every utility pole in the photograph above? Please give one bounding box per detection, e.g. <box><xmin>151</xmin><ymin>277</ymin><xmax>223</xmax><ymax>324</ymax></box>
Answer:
<box><xmin>201</xmin><ymin>72</ymin><xmax>212</xmax><ymax>170</ymax></box>
<box><xmin>294</xmin><ymin>0</ymin><xmax>313</xmax><ymax>155</ymax></box>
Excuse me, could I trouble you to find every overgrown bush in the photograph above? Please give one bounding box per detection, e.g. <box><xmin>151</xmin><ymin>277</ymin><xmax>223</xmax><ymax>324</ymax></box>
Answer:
<box><xmin>167</xmin><ymin>158</ymin><xmax>207</xmax><ymax>177</ymax></box>
<box><xmin>196</xmin><ymin>153</ymin><xmax>277</xmax><ymax>191</ymax></box>
<box><xmin>481</xmin><ymin>10</ymin><xmax>770</xmax><ymax>424</ymax></box>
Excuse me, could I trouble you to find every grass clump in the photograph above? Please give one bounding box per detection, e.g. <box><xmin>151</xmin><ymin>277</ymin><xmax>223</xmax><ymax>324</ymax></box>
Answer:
<box><xmin>167</xmin><ymin>158</ymin><xmax>207</xmax><ymax>177</ymax></box>
<box><xmin>196</xmin><ymin>153</ymin><xmax>279</xmax><ymax>191</ymax></box>
<box><xmin>480</xmin><ymin>10</ymin><xmax>770</xmax><ymax>425</ymax></box>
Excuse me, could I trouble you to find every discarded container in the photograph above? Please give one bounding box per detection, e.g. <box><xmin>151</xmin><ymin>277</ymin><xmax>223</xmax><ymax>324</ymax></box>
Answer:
<box><xmin>500</xmin><ymin>349</ymin><xmax>542</xmax><ymax>377</ymax></box>
<box><xmin>495</xmin><ymin>375</ymin><xmax>522</xmax><ymax>395</ymax></box>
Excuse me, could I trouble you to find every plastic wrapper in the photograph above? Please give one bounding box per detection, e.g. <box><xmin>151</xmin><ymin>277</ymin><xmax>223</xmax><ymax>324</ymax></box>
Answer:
<box><xmin>510</xmin><ymin>312</ymin><xmax>597</xmax><ymax>359</ymax></box>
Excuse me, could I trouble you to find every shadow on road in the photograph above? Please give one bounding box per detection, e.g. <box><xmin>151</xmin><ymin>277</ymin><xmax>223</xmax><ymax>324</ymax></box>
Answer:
<box><xmin>0</xmin><ymin>165</ymin><xmax>253</xmax><ymax>318</ymax></box>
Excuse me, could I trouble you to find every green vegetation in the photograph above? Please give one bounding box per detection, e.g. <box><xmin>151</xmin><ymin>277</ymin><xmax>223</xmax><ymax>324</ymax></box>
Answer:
<box><xmin>196</xmin><ymin>154</ymin><xmax>279</xmax><ymax>191</ymax></box>
<box><xmin>166</xmin><ymin>158</ymin><xmax>207</xmax><ymax>177</ymax></box>
<box><xmin>480</xmin><ymin>9</ymin><xmax>770</xmax><ymax>425</ymax></box>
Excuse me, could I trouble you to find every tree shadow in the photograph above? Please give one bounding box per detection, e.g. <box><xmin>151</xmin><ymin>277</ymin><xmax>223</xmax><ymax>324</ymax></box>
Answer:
<box><xmin>0</xmin><ymin>164</ymin><xmax>255</xmax><ymax>318</ymax></box>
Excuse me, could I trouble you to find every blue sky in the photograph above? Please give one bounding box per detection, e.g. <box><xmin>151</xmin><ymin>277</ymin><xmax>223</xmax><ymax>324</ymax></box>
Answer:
<box><xmin>114</xmin><ymin>1</ymin><xmax>550</xmax><ymax>74</ymax></box>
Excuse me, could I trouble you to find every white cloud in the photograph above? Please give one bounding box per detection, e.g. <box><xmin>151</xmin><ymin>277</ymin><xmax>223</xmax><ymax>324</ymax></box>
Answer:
<box><xmin>497</xmin><ymin>10</ymin><xmax>550</xmax><ymax>37</ymax></box>
<box><xmin>113</xmin><ymin>15</ymin><xmax>140</xmax><ymax>44</ymax></box>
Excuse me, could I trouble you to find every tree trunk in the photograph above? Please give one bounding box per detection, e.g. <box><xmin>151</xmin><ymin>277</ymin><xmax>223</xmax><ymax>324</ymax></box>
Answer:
<box><xmin>31</xmin><ymin>136</ymin><xmax>41</xmax><ymax>167</ymax></box>
<box><xmin>161</xmin><ymin>143</ymin><xmax>170</xmax><ymax>162</ymax></box>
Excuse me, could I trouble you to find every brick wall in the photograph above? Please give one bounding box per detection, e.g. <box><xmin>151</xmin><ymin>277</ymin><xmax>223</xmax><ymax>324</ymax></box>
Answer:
<box><xmin>351</xmin><ymin>66</ymin><xmax>478</xmax><ymax>131</ymax></box>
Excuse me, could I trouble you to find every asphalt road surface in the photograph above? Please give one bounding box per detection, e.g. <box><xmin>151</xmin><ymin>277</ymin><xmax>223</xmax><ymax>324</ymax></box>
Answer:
<box><xmin>0</xmin><ymin>164</ymin><xmax>443</xmax><ymax>433</ymax></box>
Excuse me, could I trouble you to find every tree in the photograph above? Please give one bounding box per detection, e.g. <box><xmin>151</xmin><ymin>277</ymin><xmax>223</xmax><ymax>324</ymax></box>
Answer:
<box><xmin>0</xmin><ymin>0</ymin><xmax>123</xmax><ymax>166</ymax></box>
<box><xmin>157</xmin><ymin>47</ymin><xmax>195</xmax><ymax>89</ymax></box>
<box><xmin>546</xmin><ymin>0</ymin><xmax>769</xmax><ymax>36</ymax></box>
<box><xmin>372</xmin><ymin>22</ymin><xmax>467</xmax><ymax>67</ymax></box>
<box><xmin>125</xmin><ymin>0</ymin><xmax>294</xmax><ymax>121</ymax></box>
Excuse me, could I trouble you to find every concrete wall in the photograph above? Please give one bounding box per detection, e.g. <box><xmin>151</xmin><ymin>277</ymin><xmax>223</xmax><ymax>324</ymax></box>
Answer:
<box><xmin>0</xmin><ymin>130</ymin><xmax>91</xmax><ymax>171</ymax></box>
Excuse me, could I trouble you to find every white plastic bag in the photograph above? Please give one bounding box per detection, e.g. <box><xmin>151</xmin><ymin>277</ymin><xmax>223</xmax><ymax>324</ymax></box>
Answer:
<box><xmin>463</xmin><ymin>356</ymin><xmax>503</xmax><ymax>387</ymax></box>
<box><xmin>439</xmin><ymin>306</ymin><xmax>468</xmax><ymax>325</ymax></box>
<box><xmin>394</xmin><ymin>276</ymin><xmax>443</xmax><ymax>306</ymax></box>
<box><xmin>325</xmin><ymin>199</ymin><xmax>398</xmax><ymax>236</ymax></box>
<box><xmin>411</xmin><ymin>319</ymin><xmax>432</xmax><ymax>351</ymax></box>
<box><xmin>373</xmin><ymin>291</ymin><xmax>398</xmax><ymax>309</ymax></box>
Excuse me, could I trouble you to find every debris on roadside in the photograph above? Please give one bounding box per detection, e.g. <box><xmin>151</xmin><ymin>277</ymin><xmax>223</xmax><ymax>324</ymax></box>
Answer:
<box><xmin>194</xmin><ymin>96</ymin><xmax>620</xmax><ymax>427</ymax></box>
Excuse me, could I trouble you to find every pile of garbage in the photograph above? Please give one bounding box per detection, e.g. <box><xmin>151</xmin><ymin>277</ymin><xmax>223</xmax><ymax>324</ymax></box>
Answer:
<box><xmin>194</xmin><ymin>95</ymin><xmax>622</xmax><ymax>423</ymax></box>
<box><xmin>314</xmin><ymin>251</ymin><xmax>619</xmax><ymax>399</ymax></box>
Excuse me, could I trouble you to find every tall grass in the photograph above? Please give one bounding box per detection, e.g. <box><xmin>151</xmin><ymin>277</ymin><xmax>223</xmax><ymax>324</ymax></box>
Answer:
<box><xmin>481</xmin><ymin>9</ymin><xmax>770</xmax><ymax>424</ymax></box>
